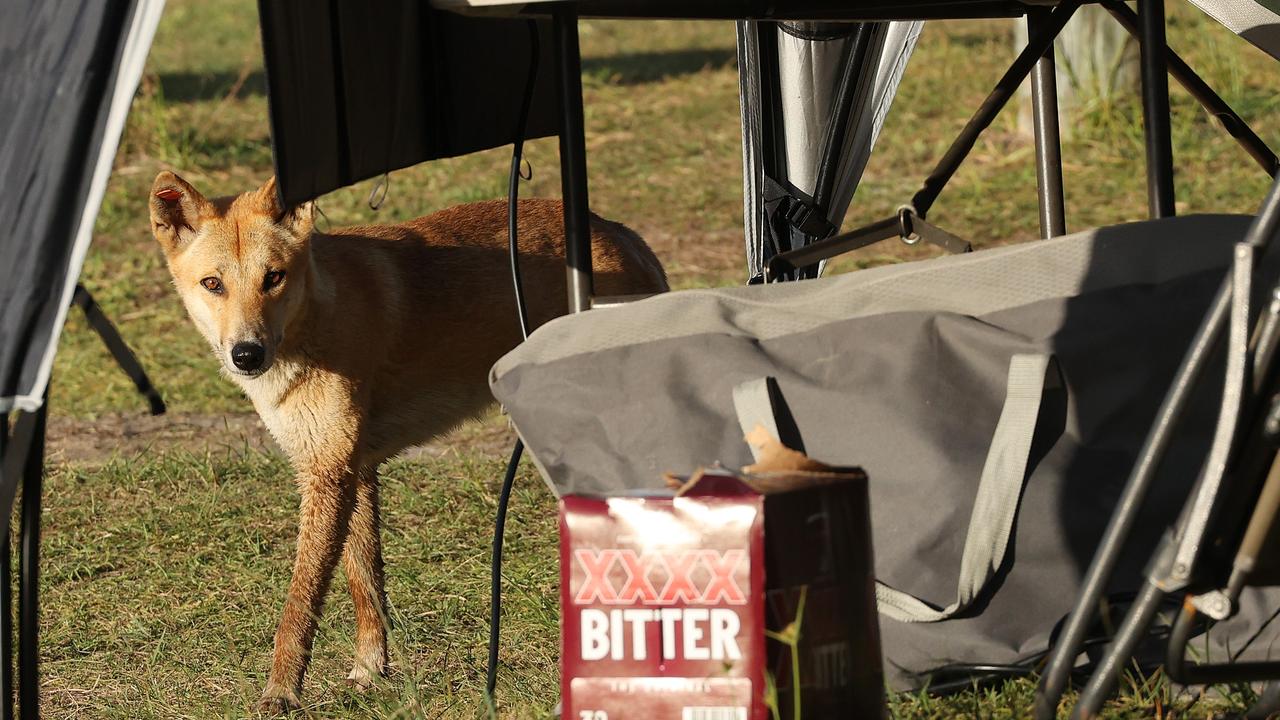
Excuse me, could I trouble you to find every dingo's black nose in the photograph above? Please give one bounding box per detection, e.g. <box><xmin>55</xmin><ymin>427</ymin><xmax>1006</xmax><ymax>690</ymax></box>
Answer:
<box><xmin>231</xmin><ymin>342</ymin><xmax>265</xmax><ymax>372</ymax></box>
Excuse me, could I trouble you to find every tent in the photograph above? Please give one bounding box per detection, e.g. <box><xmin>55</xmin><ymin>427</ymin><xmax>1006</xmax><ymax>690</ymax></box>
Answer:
<box><xmin>1</xmin><ymin>3</ymin><xmax>165</xmax><ymax>716</ymax></box>
<box><xmin>4</xmin><ymin>0</ymin><xmax>1280</xmax><ymax>717</ymax></box>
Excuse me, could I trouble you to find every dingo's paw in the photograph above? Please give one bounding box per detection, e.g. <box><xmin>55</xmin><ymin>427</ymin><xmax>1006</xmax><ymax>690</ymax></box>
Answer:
<box><xmin>255</xmin><ymin>686</ymin><xmax>301</xmax><ymax>715</ymax></box>
<box><xmin>345</xmin><ymin>660</ymin><xmax>387</xmax><ymax>690</ymax></box>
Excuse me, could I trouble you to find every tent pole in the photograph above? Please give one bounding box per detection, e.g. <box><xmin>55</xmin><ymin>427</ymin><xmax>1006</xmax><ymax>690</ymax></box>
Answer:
<box><xmin>1</xmin><ymin>401</ymin><xmax>45</xmax><ymax>720</ymax></box>
<box><xmin>1028</xmin><ymin>8</ymin><xmax>1066</xmax><ymax>239</ymax></box>
<box><xmin>72</xmin><ymin>285</ymin><xmax>165</xmax><ymax>416</ymax></box>
<box><xmin>553</xmin><ymin>3</ymin><xmax>592</xmax><ymax>314</ymax></box>
<box><xmin>0</xmin><ymin>404</ymin><xmax>48</xmax><ymax>720</ymax></box>
<box><xmin>1138</xmin><ymin>0</ymin><xmax>1176</xmax><ymax>218</ymax></box>
<box><xmin>16</xmin><ymin>400</ymin><xmax>43</xmax><ymax>720</ymax></box>
<box><xmin>0</xmin><ymin>532</ymin><xmax>8</xmax><ymax>720</ymax></box>
<box><xmin>0</xmin><ymin>416</ymin><xmax>9</xmax><ymax>720</ymax></box>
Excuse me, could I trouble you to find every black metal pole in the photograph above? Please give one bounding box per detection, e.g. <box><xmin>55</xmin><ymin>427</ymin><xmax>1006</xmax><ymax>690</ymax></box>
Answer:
<box><xmin>1139</xmin><ymin>0</ymin><xmax>1176</xmax><ymax>217</ymax></box>
<box><xmin>553</xmin><ymin>4</ymin><xmax>593</xmax><ymax>314</ymax></box>
<box><xmin>1070</xmin><ymin>581</ymin><xmax>1166</xmax><ymax>719</ymax></box>
<box><xmin>910</xmin><ymin>0</ymin><xmax>1080</xmax><ymax>218</ymax></box>
<box><xmin>1028</xmin><ymin>8</ymin><xmax>1066</xmax><ymax>238</ymax></box>
<box><xmin>1033</xmin><ymin>281</ymin><xmax>1231</xmax><ymax>720</ymax></box>
<box><xmin>0</xmin><ymin>415</ymin><xmax>10</xmax><ymax>720</ymax></box>
<box><xmin>17</xmin><ymin>401</ymin><xmax>44</xmax><ymax>720</ymax></box>
<box><xmin>1102</xmin><ymin>0</ymin><xmax>1278</xmax><ymax>179</ymax></box>
<box><xmin>766</xmin><ymin>215</ymin><xmax>899</xmax><ymax>280</ymax></box>
<box><xmin>1164</xmin><ymin>602</ymin><xmax>1280</xmax><ymax>684</ymax></box>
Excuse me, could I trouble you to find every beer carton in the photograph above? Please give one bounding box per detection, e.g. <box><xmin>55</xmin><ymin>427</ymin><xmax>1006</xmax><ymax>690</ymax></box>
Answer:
<box><xmin>561</xmin><ymin>426</ymin><xmax>883</xmax><ymax>719</ymax></box>
<box><xmin>560</xmin><ymin>472</ymin><xmax>766</xmax><ymax>720</ymax></box>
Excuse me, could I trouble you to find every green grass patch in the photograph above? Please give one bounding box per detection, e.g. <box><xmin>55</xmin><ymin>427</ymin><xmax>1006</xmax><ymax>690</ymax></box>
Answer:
<box><xmin>41</xmin><ymin>449</ymin><xmax>560</xmax><ymax>718</ymax></box>
<box><xmin>36</xmin><ymin>449</ymin><xmax>1256</xmax><ymax>718</ymax></box>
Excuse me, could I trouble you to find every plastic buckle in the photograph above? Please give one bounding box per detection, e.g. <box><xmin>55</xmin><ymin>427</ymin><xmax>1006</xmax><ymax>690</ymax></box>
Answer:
<box><xmin>785</xmin><ymin>199</ymin><xmax>835</xmax><ymax>238</ymax></box>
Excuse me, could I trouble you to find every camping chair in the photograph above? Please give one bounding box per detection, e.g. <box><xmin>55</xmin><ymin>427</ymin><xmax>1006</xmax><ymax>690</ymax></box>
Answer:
<box><xmin>1029</xmin><ymin>176</ymin><xmax>1280</xmax><ymax>717</ymax></box>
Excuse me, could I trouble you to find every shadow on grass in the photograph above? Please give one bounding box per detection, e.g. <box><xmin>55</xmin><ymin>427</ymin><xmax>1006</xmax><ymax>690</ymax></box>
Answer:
<box><xmin>154</xmin><ymin>45</ymin><xmax>737</xmax><ymax>102</ymax></box>
<box><xmin>151</xmin><ymin>44</ymin><xmax>737</xmax><ymax>103</ymax></box>
<box><xmin>157</xmin><ymin>69</ymin><xmax>266</xmax><ymax>102</ymax></box>
<box><xmin>583</xmin><ymin>46</ymin><xmax>736</xmax><ymax>84</ymax></box>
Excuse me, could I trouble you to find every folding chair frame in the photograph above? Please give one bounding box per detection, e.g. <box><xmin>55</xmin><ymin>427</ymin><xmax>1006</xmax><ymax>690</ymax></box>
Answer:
<box><xmin>764</xmin><ymin>0</ymin><xmax>1278</xmax><ymax>284</ymax></box>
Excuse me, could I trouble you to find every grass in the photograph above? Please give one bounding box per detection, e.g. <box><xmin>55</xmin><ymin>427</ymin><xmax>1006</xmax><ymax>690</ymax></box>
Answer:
<box><xmin>26</xmin><ymin>0</ymin><xmax>1280</xmax><ymax>716</ymax></box>
<box><xmin>36</xmin><ymin>448</ymin><xmax>1262</xmax><ymax>719</ymax></box>
<box><xmin>41</xmin><ymin>450</ymin><xmax>560</xmax><ymax>719</ymax></box>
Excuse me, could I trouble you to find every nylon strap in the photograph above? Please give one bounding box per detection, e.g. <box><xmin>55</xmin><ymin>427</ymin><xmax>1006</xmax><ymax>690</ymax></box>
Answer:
<box><xmin>733</xmin><ymin>353</ymin><xmax>1057</xmax><ymax>623</ymax></box>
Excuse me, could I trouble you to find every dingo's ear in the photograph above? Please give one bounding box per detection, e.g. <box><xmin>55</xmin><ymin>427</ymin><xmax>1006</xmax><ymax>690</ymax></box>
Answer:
<box><xmin>255</xmin><ymin>176</ymin><xmax>314</xmax><ymax>240</ymax></box>
<box><xmin>150</xmin><ymin>171</ymin><xmax>212</xmax><ymax>254</ymax></box>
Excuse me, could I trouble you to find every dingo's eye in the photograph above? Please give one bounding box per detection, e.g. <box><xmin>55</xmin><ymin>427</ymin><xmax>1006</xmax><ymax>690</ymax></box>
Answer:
<box><xmin>200</xmin><ymin>277</ymin><xmax>224</xmax><ymax>294</ymax></box>
<box><xmin>263</xmin><ymin>270</ymin><xmax>285</xmax><ymax>291</ymax></box>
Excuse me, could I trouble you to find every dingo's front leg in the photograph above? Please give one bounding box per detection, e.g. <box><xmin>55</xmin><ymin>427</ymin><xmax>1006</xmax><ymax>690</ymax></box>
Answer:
<box><xmin>343</xmin><ymin>467</ymin><xmax>388</xmax><ymax>688</ymax></box>
<box><xmin>258</xmin><ymin>468</ymin><xmax>357</xmax><ymax>713</ymax></box>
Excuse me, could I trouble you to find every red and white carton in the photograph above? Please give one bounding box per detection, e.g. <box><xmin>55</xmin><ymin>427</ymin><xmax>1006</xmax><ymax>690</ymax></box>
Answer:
<box><xmin>560</xmin><ymin>471</ymin><xmax>766</xmax><ymax>720</ymax></box>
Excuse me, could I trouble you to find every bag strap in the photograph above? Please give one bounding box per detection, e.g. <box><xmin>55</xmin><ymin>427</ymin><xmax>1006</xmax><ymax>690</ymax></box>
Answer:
<box><xmin>733</xmin><ymin>353</ymin><xmax>1060</xmax><ymax>623</ymax></box>
<box><xmin>733</xmin><ymin>376</ymin><xmax>806</xmax><ymax>456</ymax></box>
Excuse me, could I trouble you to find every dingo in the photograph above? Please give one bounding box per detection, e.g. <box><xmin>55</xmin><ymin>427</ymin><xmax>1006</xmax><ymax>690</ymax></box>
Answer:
<box><xmin>149</xmin><ymin>172</ymin><xmax>667</xmax><ymax>712</ymax></box>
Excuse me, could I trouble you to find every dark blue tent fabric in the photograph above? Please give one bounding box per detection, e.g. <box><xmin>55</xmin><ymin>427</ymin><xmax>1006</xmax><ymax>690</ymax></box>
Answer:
<box><xmin>258</xmin><ymin>0</ymin><xmax>559</xmax><ymax>207</ymax></box>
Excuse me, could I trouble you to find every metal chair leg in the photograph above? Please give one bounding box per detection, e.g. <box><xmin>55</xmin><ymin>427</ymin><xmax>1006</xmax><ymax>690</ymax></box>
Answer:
<box><xmin>1069</xmin><ymin>580</ymin><xmax>1168</xmax><ymax>720</ymax></box>
<box><xmin>1246</xmin><ymin>681</ymin><xmax>1280</xmax><ymax>719</ymax></box>
<box><xmin>1033</xmin><ymin>282</ymin><xmax>1230</xmax><ymax>720</ymax></box>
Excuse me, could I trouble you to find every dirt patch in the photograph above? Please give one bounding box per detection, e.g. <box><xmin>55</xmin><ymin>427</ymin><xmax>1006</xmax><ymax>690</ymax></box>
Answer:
<box><xmin>46</xmin><ymin>411</ymin><xmax>516</xmax><ymax>466</ymax></box>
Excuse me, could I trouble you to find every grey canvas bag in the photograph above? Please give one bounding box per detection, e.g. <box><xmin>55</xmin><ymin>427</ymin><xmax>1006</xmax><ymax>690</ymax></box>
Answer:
<box><xmin>734</xmin><ymin>355</ymin><xmax>1058</xmax><ymax>626</ymax></box>
<box><xmin>491</xmin><ymin>214</ymin><xmax>1280</xmax><ymax>689</ymax></box>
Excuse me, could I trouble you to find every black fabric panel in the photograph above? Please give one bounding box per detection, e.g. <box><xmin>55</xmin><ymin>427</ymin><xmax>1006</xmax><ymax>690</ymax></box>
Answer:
<box><xmin>258</xmin><ymin>0</ymin><xmax>557</xmax><ymax>207</ymax></box>
<box><xmin>0</xmin><ymin>0</ymin><xmax>137</xmax><ymax>406</ymax></box>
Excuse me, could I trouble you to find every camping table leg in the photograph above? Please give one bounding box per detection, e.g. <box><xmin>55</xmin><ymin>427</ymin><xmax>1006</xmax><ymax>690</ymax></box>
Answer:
<box><xmin>553</xmin><ymin>4</ymin><xmax>593</xmax><ymax>314</ymax></box>
<box><xmin>1028</xmin><ymin>8</ymin><xmax>1066</xmax><ymax>239</ymax></box>
<box><xmin>1138</xmin><ymin>0</ymin><xmax>1176</xmax><ymax>218</ymax></box>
